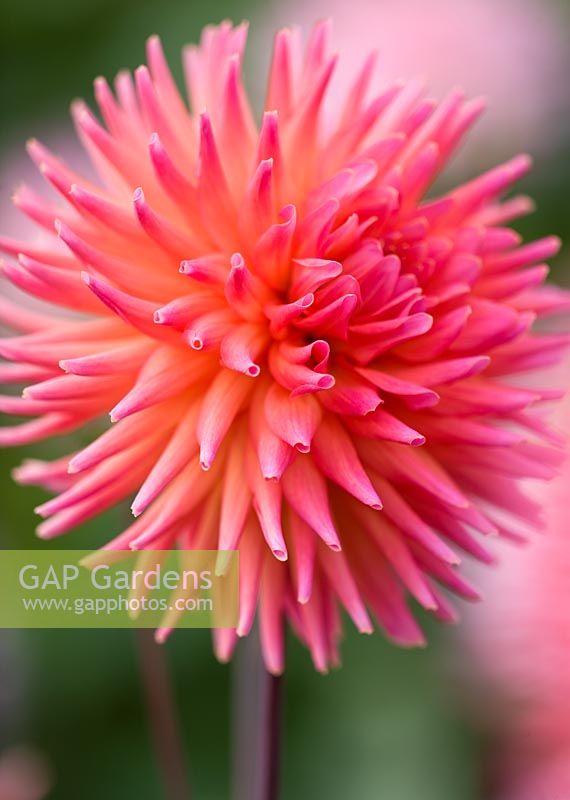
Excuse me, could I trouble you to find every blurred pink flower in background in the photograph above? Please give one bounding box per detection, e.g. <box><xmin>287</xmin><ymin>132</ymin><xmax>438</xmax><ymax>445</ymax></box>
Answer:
<box><xmin>0</xmin><ymin>748</ymin><xmax>51</xmax><ymax>800</ymax></box>
<box><xmin>260</xmin><ymin>0</ymin><xmax>570</xmax><ymax>170</ymax></box>
<box><xmin>462</xmin><ymin>379</ymin><xmax>570</xmax><ymax>799</ymax></box>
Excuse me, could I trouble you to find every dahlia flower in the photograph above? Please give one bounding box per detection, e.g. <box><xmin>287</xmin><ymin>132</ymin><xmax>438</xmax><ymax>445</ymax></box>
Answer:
<box><xmin>1</xmin><ymin>21</ymin><xmax>568</xmax><ymax>673</ymax></box>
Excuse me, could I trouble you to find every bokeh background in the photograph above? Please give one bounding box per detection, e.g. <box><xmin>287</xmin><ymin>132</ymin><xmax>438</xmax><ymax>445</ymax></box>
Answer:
<box><xmin>1</xmin><ymin>0</ymin><xmax>569</xmax><ymax>797</ymax></box>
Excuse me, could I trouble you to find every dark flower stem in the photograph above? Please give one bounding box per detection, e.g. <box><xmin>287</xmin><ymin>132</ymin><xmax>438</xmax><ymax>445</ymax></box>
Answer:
<box><xmin>260</xmin><ymin>672</ymin><xmax>283</xmax><ymax>800</ymax></box>
<box><xmin>135</xmin><ymin>629</ymin><xmax>191</xmax><ymax>800</ymax></box>
<box><xmin>232</xmin><ymin>633</ymin><xmax>284</xmax><ymax>800</ymax></box>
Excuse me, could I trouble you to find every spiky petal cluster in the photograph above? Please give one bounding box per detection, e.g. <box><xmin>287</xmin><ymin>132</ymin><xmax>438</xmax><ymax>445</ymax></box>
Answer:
<box><xmin>0</xmin><ymin>22</ymin><xmax>568</xmax><ymax>673</ymax></box>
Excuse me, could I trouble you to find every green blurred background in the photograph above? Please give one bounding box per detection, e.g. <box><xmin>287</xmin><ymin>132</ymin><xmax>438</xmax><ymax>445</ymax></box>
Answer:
<box><xmin>0</xmin><ymin>0</ymin><xmax>569</xmax><ymax>797</ymax></box>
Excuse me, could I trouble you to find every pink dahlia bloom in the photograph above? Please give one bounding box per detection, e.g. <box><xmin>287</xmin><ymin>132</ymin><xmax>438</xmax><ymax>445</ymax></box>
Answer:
<box><xmin>0</xmin><ymin>21</ymin><xmax>568</xmax><ymax>673</ymax></box>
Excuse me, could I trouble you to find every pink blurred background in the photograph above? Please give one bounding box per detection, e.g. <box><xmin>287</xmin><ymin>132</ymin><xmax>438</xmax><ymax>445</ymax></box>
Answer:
<box><xmin>259</xmin><ymin>0</ymin><xmax>570</xmax><ymax>173</ymax></box>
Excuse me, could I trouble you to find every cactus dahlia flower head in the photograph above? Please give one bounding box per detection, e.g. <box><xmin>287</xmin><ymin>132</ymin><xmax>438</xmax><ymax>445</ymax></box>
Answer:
<box><xmin>0</xmin><ymin>21</ymin><xmax>568</xmax><ymax>673</ymax></box>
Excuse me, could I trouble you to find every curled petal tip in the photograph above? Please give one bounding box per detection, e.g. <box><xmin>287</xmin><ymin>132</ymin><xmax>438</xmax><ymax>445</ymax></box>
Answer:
<box><xmin>155</xmin><ymin>628</ymin><xmax>170</xmax><ymax>645</ymax></box>
<box><xmin>548</xmin><ymin>235</ymin><xmax>562</xmax><ymax>254</ymax></box>
<box><xmin>317</xmin><ymin>375</ymin><xmax>334</xmax><ymax>390</ymax></box>
<box><xmin>230</xmin><ymin>252</ymin><xmax>244</xmax><ymax>269</ymax></box>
